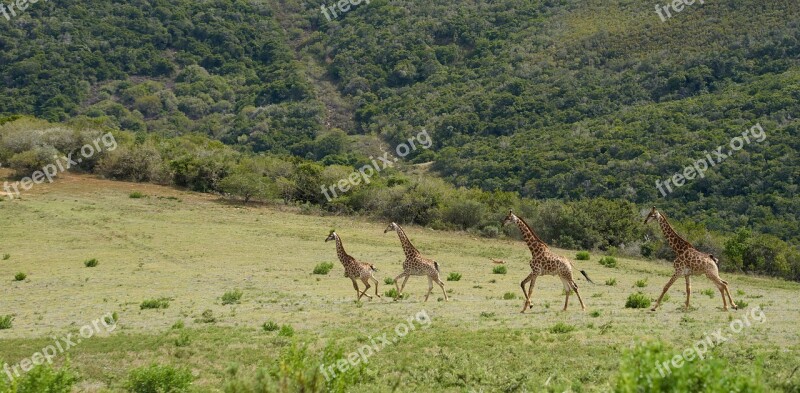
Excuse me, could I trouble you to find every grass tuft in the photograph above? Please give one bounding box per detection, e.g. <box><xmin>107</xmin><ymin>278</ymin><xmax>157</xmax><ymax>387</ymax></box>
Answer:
<box><xmin>549</xmin><ymin>322</ymin><xmax>576</xmax><ymax>334</ymax></box>
<box><xmin>129</xmin><ymin>191</ymin><xmax>145</xmax><ymax>199</ymax></box>
<box><xmin>635</xmin><ymin>278</ymin><xmax>647</xmax><ymax>288</ymax></box>
<box><xmin>502</xmin><ymin>292</ymin><xmax>516</xmax><ymax>300</ymax></box>
<box><xmin>313</xmin><ymin>262</ymin><xmax>334</xmax><ymax>275</ymax></box>
<box><xmin>599</xmin><ymin>256</ymin><xmax>617</xmax><ymax>268</ymax></box>
<box><xmin>125</xmin><ymin>363</ymin><xmax>193</xmax><ymax>393</ymax></box>
<box><xmin>492</xmin><ymin>265</ymin><xmax>507</xmax><ymax>274</ymax></box>
<box><xmin>605</xmin><ymin>278</ymin><xmax>617</xmax><ymax>286</ymax></box>
<box><xmin>221</xmin><ymin>289</ymin><xmax>243</xmax><ymax>305</ymax></box>
<box><xmin>447</xmin><ymin>272</ymin><xmax>462</xmax><ymax>281</ymax></box>
<box><xmin>262</xmin><ymin>321</ymin><xmax>279</xmax><ymax>332</ymax></box>
<box><xmin>140</xmin><ymin>298</ymin><xmax>170</xmax><ymax>310</ymax></box>
<box><xmin>384</xmin><ymin>277</ymin><xmax>394</xmax><ymax>285</ymax></box>
<box><xmin>0</xmin><ymin>315</ymin><xmax>13</xmax><ymax>330</ymax></box>
<box><xmin>576</xmin><ymin>251</ymin><xmax>590</xmax><ymax>260</ymax></box>
<box><xmin>84</xmin><ymin>258</ymin><xmax>99</xmax><ymax>267</ymax></box>
<box><xmin>625</xmin><ymin>292</ymin><xmax>651</xmax><ymax>309</ymax></box>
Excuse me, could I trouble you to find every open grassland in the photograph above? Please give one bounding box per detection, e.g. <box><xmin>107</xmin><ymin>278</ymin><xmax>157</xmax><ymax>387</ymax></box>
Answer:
<box><xmin>1</xmin><ymin>174</ymin><xmax>799</xmax><ymax>392</ymax></box>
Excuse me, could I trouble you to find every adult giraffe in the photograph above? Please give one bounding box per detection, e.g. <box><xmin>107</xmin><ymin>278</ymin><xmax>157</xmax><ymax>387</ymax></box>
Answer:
<box><xmin>644</xmin><ymin>207</ymin><xmax>737</xmax><ymax>311</ymax></box>
<box><xmin>502</xmin><ymin>210</ymin><xmax>594</xmax><ymax>313</ymax></box>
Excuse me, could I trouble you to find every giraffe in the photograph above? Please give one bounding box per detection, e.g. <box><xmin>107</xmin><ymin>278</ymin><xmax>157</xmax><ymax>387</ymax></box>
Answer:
<box><xmin>325</xmin><ymin>231</ymin><xmax>381</xmax><ymax>301</ymax></box>
<box><xmin>644</xmin><ymin>207</ymin><xmax>737</xmax><ymax>311</ymax></box>
<box><xmin>384</xmin><ymin>222</ymin><xmax>448</xmax><ymax>302</ymax></box>
<box><xmin>502</xmin><ymin>210</ymin><xmax>594</xmax><ymax>313</ymax></box>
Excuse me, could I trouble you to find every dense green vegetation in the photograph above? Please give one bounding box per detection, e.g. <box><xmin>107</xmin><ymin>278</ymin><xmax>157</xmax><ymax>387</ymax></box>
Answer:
<box><xmin>0</xmin><ymin>0</ymin><xmax>798</xmax><ymax>281</ymax></box>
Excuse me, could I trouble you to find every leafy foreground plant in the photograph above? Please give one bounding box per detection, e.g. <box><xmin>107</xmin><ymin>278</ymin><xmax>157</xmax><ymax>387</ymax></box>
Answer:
<box><xmin>223</xmin><ymin>342</ymin><xmax>364</xmax><ymax>393</ymax></box>
<box><xmin>625</xmin><ymin>292</ymin><xmax>652</xmax><ymax>309</ymax></box>
<box><xmin>614</xmin><ymin>341</ymin><xmax>766</xmax><ymax>392</ymax></box>
<box><xmin>0</xmin><ymin>363</ymin><xmax>76</xmax><ymax>393</ymax></box>
<box><xmin>125</xmin><ymin>363</ymin><xmax>193</xmax><ymax>393</ymax></box>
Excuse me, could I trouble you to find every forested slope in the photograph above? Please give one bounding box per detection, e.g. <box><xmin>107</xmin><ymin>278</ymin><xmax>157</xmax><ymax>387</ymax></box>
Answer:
<box><xmin>1</xmin><ymin>0</ymin><xmax>798</xmax><ymax>278</ymax></box>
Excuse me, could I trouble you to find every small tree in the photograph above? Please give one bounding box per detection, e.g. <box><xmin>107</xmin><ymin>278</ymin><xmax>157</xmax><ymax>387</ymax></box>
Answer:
<box><xmin>219</xmin><ymin>172</ymin><xmax>274</xmax><ymax>203</ymax></box>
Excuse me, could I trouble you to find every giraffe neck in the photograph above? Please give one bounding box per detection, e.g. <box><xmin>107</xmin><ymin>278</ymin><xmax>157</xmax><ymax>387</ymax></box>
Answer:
<box><xmin>395</xmin><ymin>226</ymin><xmax>421</xmax><ymax>259</ymax></box>
<box><xmin>514</xmin><ymin>216</ymin><xmax>547</xmax><ymax>255</ymax></box>
<box><xmin>334</xmin><ymin>236</ymin><xmax>353</xmax><ymax>264</ymax></box>
<box><xmin>656</xmin><ymin>213</ymin><xmax>694</xmax><ymax>254</ymax></box>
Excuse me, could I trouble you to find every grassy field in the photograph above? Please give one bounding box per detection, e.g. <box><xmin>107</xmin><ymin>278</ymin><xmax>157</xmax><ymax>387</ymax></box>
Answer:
<box><xmin>1</xmin><ymin>173</ymin><xmax>799</xmax><ymax>392</ymax></box>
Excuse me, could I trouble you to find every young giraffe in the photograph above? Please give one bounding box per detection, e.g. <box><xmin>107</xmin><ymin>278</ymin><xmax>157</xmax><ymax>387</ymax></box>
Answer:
<box><xmin>645</xmin><ymin>207</ymin><xmax>737</xmax><ymax>311</ymax></box>
<box><xmin>325</xmin><ymin>231</ymin><xmax>381</xmax><ymax>301</ymax></box>
<box><xmin>384</xmin><ymin>222</ymin><xmax>448</xmax><ymax>302</ymax></box>
<box><xmin>502</xmin><ymin>210</ymin><xmax>594</xmax><ymax>313</ymax></box>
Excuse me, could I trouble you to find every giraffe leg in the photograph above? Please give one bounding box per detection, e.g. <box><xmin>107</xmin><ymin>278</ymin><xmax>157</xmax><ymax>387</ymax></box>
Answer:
<box><xmin>651</xmin><ymin>273</ymin><xmax>680</xmax><ymax>311</ymax></box>
<box><xmin>351</xmin><ymin>279</ymin><xmax>363</xmax><ymax>301</ymax></box>
<box><xmin>708</xmin><ymin>275</ymin><xmax>732</xmax><ymax>311</ymax></box>
<box><xmin>371</xmin><ymin>277</ymin><xmax>381</xmax><ymax>298</ymax></box>
<box><xmin>424</xmin><ymin>276</ymin><xmax>434</xmax><ymax>302</ymax></box>
<box><xmin>561</xmin><ymin>277</ymin><xmax>571</xmax><ymax>311</ymax></box>
<box><xmin>570</xmin><ymin>280</ymin><xmax>586</xmax><ymax>311</ymax></box>
<box><xmin>435</xmin><ymin>276</ymin><xmax>448</xmax><ymax>301</ymax></box>
<box><xmin>721</xmin><ymin>279</ymin><xmax>737</xmax><ymax>309</ymax></box>
<box><xmin>393</xmin><ymin>273</ymin><xmax>407</xmax><ymax>299</ymax></box>
<box><xmin>684</xmin><ymin>276</ymin><xmax>691</xmax><ymax>311</ymax></box>
<box><xmin>519</xmin><ymin>273</ymin><xmax>533</xmax><ymax>304</ymax></box>
<box><xmin>360</xmin><ymin>277</ymin><xmax>373</xmax><ymax>300</ymax></box>
<box><xmin>522</xmin><ymin>275</ymin><xmax>538</xmax><ymax>313</ymax></box>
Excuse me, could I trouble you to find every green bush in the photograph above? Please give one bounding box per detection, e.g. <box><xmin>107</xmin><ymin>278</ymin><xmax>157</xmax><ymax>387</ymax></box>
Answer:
<box><xmin>735</xmin><ymin>300</ymin><xmax>749</xmax><ymax>308</ymax></box>
<box><xmin>125</xmin><ymin>363</ymin><xmax>193</xmax><ymax>393</ymax></box>
<box><xmin>502</xmin><ymin>292</ymin><xmax>516</xmax><ymax>300</ymax></box>
<box><xmin>140</xmin><ymin>298</ymin><xmax>170</xmax><ymax>310</ymax></box>
<box><xmin>576</xmin><ymin>251</ymin><xmax>591</xmax><ymax>260</ymax></box>
<box><xmin>2</xmin><ymin>254</ymin><xmax>9</xmax><ymax>260</ymax></box>
<box><xmin>129</xmin><ymin>191</ymin><xmax>145</xmax><ymax>198</ymax></box>
<box><xmin>13</xmin><ymin>272</ymin><xmax>26</xmax><ymax>281</ymax></box>
<box><xmin>0</xmin><ymin>364</ymin><xmax>76</xmax><ymax>393</ymax></box>
<box><xmin>492</xmin><ymin>265</ymin><xmax>507</xmax><ymax>274</ymax></box>
<box><xmin>278</xmin><ymin>325</ymin><xmax>294</xmax><ymax>337</ymax></box>
<box><xmin>625</xmin><ymin>293</ymin><xmax>652</xmax><ymax>309</ymax></box>
<box><xmin>614</xmin><ymin>341</ymin><xmax>765</xmax><ymax>392</ymax></box>
<box><xmin>221</xmin><ymin>289</ymin><xmax>243</xmax><ymax>305</ymax></box>
<box><xmin>262</xmin><ymin>321</ymin><xmax>279</xmax><ymax>332</ymax></box>
<box><xmin>599</xmin><ymin>257</ymin><xmax>617</xmax><ymax>268</ymax></box>
<box><xmin>313</xmin><ymin>262</ymin><xmax>334</xmax><ymax>275</ymax></box>
<box><xmin>84</xmin><ymin>258</ymin><xmax>99</xmax><ymax>267</ymax></box>
<box><xmin>383</xmin><ymin>277</ymin><xmax>394</xmax><ymax>285</ymax></box>
<box><xmin>549</xmin><ymin>322</ymin><xmax>576</xmax><ymax>334</ymax></box>
<box><xmin>605</xmin><ymin>278</ymin><xmax>617</xmax><ymax>286</ymax></box>
<box><xmin>446</xmin><ymin>272</ymin><xmax>462</xmax><ymax>281</ymax></box>
<box><xmin>635</xmin><ymin>279</ymin><xmax>647</xmax><ymax>288</ymax></box>
<box><xmin>0</xmin><ymin>315</ymin><xmax>12</xmax><ymax>330</ymax></box>
<box><xmin>384</xmin><ymin>288</ymin><xmax>408</xmax><ymax>300</ymax></box>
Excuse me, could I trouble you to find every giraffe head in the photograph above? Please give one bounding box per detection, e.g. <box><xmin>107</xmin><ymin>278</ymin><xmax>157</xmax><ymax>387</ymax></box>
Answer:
<box><xmin>324</xmin><ymin>230</ymin><xmax>338</xmax><ymax>242</ymax></box>
<box><xmin>384</xmin><ymin>222</ymin><xmax>399</xmax><ymax>234</ymax></box>
<box><xmin>501</xmin><ymin>210</ymin><xmax>519</xmax><ymax>226</ymax></box>
<box><xmin>644</xmin><ymin>206</ymin><xmax>661</xmax><ymax>224</ymax></box>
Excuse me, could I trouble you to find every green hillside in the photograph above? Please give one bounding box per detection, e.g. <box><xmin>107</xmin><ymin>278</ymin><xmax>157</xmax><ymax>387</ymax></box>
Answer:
<box><xmin>0</xmin><ymin>0</ymin><xmax>798</xmax><ymax>279</ymax></box>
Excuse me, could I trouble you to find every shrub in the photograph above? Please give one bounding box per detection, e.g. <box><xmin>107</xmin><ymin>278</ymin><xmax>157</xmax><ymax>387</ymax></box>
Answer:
<box><xmin>278</xmin><ymin>325</ymin><xmax>294</xmax><ymax>337</ymax></box>
<box><xmin>492</xmin><ymin>265</ymin><xmax>507</xmax><ymax>274</ymax></box>
<box><xmin>384</xmin><ymin>277</ymin><xmax>394</xmax><ymax>285</ymax></box>
<box><xmin>171</xmin><ymin>320</ymin><xmax>185</xmax><ymax>330</ymax></box>
<box><xmin>104</xmin><ymin>312</ymin><xmax>119</xmax><ymax>325</ymax></box>
<box><xmin>606</xmin><ymin>278</ymin><xmax>617</xmax><ymax>286</ymax></box>
<box><xmin>2</xmin><ymin>364</ymin><xmax>76</xmax><ymax>393</ymax></box>
<box><xmin>313</xmin><ymin>262</ymin><xmax>334</xmax><ymax>275</ymax></box>
<box><xmin>549</xmin><ymin>322</ymin><xmax>576</xmax><ymax>334</ymax></box>
<box><xmin>262</xmin><ymin>321</ymin><xmax>279</xmax><ymax>332</ymax></box>
<box><xmin>2</xmin><ymin>254</ymin><xmax>9</xmax><ymax>260</ymax></box>
<box><xmin>735</xmin><ymin>300</ymin><xmax>749</xmax><ymax>308</ymax></box>
<box><xmin>384</xmin><ymin>288</ymin><xmax>408</xmax><ymax>300</ymax></box>
<box><xmin>576</xmin><ymin>251</ymin><xmax>590</xmax><ymax>260</ymax></box>
<box><xmin>635</xmin><ymin>279</ymin><xmax>647</xmax><ymax>288</ymax></box>
<box><xmin>125</xmin><ymin>363</ymin><xmax>193</xmax><ymax>393</ymax></box>
<box><xmin>503</xmin><ymin>292</ymin><xmax>516</xmax><ymax>300</ymax></box>
<box><xmin>625</xmin><ymin>293</ymin><xmax>652</xmax><ymax>309</ymax></box>
<box><xmin>129</xmin><ymin>191</ymin><xmax>145</xmax><ymax>198</ymax></box>
<box><xmin>84</xmin><ymin>258</ymin><xmax>99</xmax><ymax>267</ymax></box>
<box><xmin>221</xmin><ymin>289</ymin><xmax>243</xmax><ymax>305</ymax></box>
<box><xmin>614</xmin><ymin>341</ymin><xmax>765</xmax><ymax>392</ymax></box>
<box><xmin>590</xmin><ymin>310</ymin><xmax>601</xmax><ymax>318</ymax></box>
<box><xmin>140</xmin><ymin>298</ymin><xmax>170</xmax><ymax>310</ymax></box>
<box><xmin>599</xmin><ymin>257</ymin><xmax>617</xmax><ymax>268</ymax></box>
<box><xmin>447</xmin><ymin>272</ymin><xmax>462</xmax><ymax>281</ymax></box>
<box><xmin>14</xmin><ymin>272</ymin><xmax>26</xmax><ymax>281</ymax></box>
<box><xmin>701</xmin><ymin>289</ymin><xmax>715</xmax><ymax>298</ymax></box>
<box><xmin>0</xmin><ymin>315</ymin><xmax>12</xmax><ymax>330</ymax></box>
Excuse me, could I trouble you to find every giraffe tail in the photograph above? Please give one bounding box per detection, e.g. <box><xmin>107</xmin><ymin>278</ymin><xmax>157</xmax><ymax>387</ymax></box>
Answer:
<box><xmin>434</xmin><ymin>261</ymin><xmax>440</xmax><ymax>272</ymax></box>
<box><xmin>369</xmin><ymin>264</ymin><xmax>378</xmax><ymax>272</ymax></box>
<box><xmin>580</xmin><ymin>270</ymin><xmax>596</xmax><ymax>285</ymax></box>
